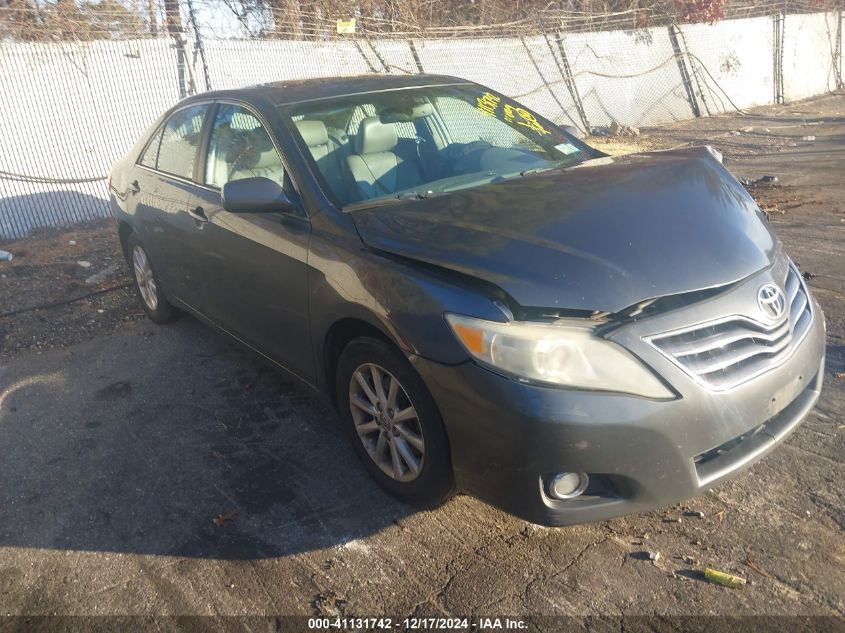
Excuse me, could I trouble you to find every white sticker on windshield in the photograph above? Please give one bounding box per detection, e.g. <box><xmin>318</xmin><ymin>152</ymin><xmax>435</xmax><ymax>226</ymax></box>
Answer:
<box><xmin>554</xmin><ymin>142</ymin><xmax>580</xmax><ymax>155</ymax></box>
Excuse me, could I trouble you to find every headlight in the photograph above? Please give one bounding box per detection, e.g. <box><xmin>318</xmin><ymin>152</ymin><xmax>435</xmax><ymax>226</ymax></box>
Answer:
<box><xmin>445</xmin><ymin>313</ymin><xmax>673</xmax><ymax>399</ymax></box>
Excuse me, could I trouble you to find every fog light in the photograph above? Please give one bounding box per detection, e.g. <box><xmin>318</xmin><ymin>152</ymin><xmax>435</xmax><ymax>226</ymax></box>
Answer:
<box><xmin>548</xmin><ymin>472</ymin><xmax>589</xmax><ymax>500</ymax></box>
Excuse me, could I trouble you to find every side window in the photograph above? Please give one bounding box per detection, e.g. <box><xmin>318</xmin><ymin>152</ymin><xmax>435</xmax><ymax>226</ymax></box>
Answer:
<box><xmin>139</xmin><ymin>127</ymin><xmax>163</xmax><ymax>168</ymax></box>
<box><xmin>156</xmin><ymin>105</ymin><xmax>208</xmax><ymax>179</ymax></box>
<box><xmin>204</xmin><ymin>105</ymin><xmax>284</xmax><ymax>188</ymax></box>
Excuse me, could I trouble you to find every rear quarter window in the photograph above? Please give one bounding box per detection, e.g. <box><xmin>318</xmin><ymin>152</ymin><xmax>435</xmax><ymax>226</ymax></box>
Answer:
<box><xmin>139</xmin><ymin>127</ymin><xmax>163</xmax><ymax>168</ymax></box>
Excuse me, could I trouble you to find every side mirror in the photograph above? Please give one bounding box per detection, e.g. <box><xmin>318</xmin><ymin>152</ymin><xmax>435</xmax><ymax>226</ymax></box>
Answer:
<box><xmin>221</xmin><ymin>177</ymin><xmax>295</xmax><ymax>214</ymax></box>
<box><xmin>562</xmin><ymin>125</ymin><xmax>585</xmax><ymax>140</ymax></box>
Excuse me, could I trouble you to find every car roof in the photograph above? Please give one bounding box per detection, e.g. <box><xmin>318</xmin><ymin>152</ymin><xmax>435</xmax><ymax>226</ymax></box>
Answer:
<box><xmin>183</xmin><ymin>74</ymin><xmax>474</xmax><ymax>107</ymax></box>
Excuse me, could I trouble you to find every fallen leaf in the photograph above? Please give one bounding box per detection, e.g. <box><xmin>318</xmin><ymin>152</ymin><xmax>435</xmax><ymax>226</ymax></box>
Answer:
<box><xmin>213</xmin><ymin>509</ymin><xmax>239</xmax><ymax>527</ymax></box>
<box><xmin>744</xmin><ymin>557</ymin><xmax>773</xmax><ymax>579</ymax></box>
<box><xmin>715</xmin><ymin>510</ymin><xmax>726</xmax><ymax>522</ymax></box>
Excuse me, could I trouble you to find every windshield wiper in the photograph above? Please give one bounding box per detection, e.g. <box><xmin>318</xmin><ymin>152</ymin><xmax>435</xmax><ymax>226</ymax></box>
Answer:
<box><xmin>519</xmin><ymin>165</ymin><xmax>562</xmax><ymax>177</ymax></box>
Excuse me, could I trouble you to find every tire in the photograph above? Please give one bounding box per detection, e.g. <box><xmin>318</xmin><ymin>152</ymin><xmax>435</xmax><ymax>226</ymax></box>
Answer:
<box><xmin>336</xmin><ymin>336</ymin><xmax>455</xmax><ymax>506</ymax></box>
<box><xmin>126</xmin><ymin>232</ymin><xmax>179</xmax><ymax>324</ymax></box>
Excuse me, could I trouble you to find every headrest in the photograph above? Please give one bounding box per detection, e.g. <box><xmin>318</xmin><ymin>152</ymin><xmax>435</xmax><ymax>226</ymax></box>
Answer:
<box><xmin>356</xmin><ymin>117</ymin><xmax>398</xmax><ymax>155</ymax></box>
<box><xmin>379</xmin><ymin>102</ymin><xmax>434</xmax><ymax>123</ymax></box>
<box><xmin>295</xmin><ymin>120</ymin><xmax>329</xmax><ymax>148</ymax></box>
<box><xmin>411</xmin><ymin>103</ymin><xmax>434</xmax><ymax>118</ymax></box>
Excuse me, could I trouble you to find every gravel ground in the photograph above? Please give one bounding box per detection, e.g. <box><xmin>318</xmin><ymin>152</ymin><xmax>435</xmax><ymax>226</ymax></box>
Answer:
<box><xmin>0</xmin><ymin>93</ymin><xmax>843</xmax><ymax>626</ymax></box>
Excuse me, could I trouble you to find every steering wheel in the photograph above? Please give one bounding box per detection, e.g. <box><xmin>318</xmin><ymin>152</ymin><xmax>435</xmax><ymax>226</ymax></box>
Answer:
<box><xmin>444</xmin><ymin>140</ymin><xmax>493</xmax><ymax>174</ymax></box>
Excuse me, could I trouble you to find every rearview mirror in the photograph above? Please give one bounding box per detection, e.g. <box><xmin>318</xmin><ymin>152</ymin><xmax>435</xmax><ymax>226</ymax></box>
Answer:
<box><xmin>221</xmin><ymin>177</ymin><xmax>295</xmax><ymax>214</ymax></box>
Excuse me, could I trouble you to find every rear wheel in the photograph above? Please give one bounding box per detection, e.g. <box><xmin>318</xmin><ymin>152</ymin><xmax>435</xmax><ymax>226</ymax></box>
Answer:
<box><xmin>127</xmin><ymin>233</ymin><xmax>179</xmax><ymax>324</ymax></box>
<box><xmin>336</xmin><ymin>337</ymin><xmax>454</xmax><ymax>506</ymax></box>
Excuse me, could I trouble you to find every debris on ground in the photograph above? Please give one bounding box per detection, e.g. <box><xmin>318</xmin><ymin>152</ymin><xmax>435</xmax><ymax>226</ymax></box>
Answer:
<box><xmin>647</xmin><ymin>551</ymin><xmax>661</xmax><ymax>561</ymax></box>
<box><xmin>212</xmin><ymin>509</ymin><xmax>239</xmax><ymax>527</ymax></box>
<box><xmin>85</xmin><ymin>263</ymin><xmax>120</xmax><ymax>286</ymax></box>
<box><xmin>591</xmin><ymin>122</ymin><xmax>640</xmax><ymax>137</ymax></box>
<box><xmin>802</xmin><ymin>135</ymin><xmax>816</xmax><ymax>141</ymax></box>
<box><xmin>663</xmin><ymin>516</ymin><xmax>682</xmax><ymax>523</ymax></box>
<box><xmin>685</xmin><ymin>510</ymin><xmax>705</xmax><ymax>518</ymax></box>
<box><xmin>745</xmin><ymin>557</ymin><xmax>774</xmax><ymax>579</ymax></box>
<box><xmin>0</xmin><ymin>249</ymin><xmax>12</xmax><ymax>262</ymax></box>
<box><xmin>715</xmin><ymin>510</ymin><xmax>726</xmax><ymax>522</ymax></box>
<box><xmin>740</xmin><ymin>175</ymin><xmax>779</xmax><ymax>187</ymax></box>
<box><xmin>68</xmin><ymin>240</ymin><xmax>77</xmax><ymax>246</ymax></box>
<box><xmin>609</xmin><ymin>121</ymin><xmax>640</xmax><ymax>137</ymax></box>
<box><xmin>77</xmin><ymin>260</ymin><xmax>92</xmax><ymax>268</ymax></box>
<box><xmin>834</xmin><ymin>372</ymin><xmax>845</xmax><ymax>379</ymax></box>
<box><xmin>704</xmin><ymin>568</ymin><xmax>747</xmax><ymax>588</ymax></box>
<box><xmin>683</xmin><ymin>555</ymin><xmax>700</xmax><ymax>565</ymax></box>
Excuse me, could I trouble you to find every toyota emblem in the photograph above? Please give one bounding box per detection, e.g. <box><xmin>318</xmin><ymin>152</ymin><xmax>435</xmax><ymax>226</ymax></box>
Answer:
<box><xmin>757</xmin><ymin>283</ymin><xmax>787</xmax><ymax>320</ymax></box>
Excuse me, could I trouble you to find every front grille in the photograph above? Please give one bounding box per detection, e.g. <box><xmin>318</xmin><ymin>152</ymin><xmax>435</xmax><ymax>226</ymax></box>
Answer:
<box><xmin>646</xmin><ymin>265</ymin><xmax>813</xmax><ymax>391</ymax></box>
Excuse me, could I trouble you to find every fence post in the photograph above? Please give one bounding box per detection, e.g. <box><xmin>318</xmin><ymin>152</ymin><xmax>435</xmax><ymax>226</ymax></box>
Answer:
<box><xmin>668</xmin><ymin>25</ymin><xmax>701</xmax><ymax>118</ymax></box>
<box><xmin>186</xmin><ymin>0</ymin><xmax>211</xmax><ymax>91</ymax></box>
<box><xmin>835</xmin><ymin>8</ymin><xmax>843</xmax><ymax>89</ymax></box>
<box><xmin>408</xmin><ymin>39</ymin><xmax>424</xmax><ymax>74</ymax></box>
<box><xmin>534</xmin><ymin>12</ymin><xmax>590</xmax><ymax>133</ymax></box>
<box><xmin>773</xmin><ymin>11</ymin><xmax>785</xmax><ymax>104</ymax></box>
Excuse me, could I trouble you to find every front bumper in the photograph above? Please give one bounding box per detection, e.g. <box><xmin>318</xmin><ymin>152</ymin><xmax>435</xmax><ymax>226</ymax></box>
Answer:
<box><xmin>412</xmin><ymin>279</ymin><xmax>826</xmax><ymax>526</ymax></box>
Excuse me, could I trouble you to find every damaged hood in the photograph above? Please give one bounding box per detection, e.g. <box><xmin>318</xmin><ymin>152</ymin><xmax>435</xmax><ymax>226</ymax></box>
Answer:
<box><xmin>350</xmin><ymin>146</ymin><xmax>777</xmax><ymax>313</ymax></box>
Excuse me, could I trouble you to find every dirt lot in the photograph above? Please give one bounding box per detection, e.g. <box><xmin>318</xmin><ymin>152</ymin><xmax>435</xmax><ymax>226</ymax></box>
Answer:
<box><xmin>0</xmin><ymin>93</ymin><xmax>843</xmax><ymax>626</ymax></box>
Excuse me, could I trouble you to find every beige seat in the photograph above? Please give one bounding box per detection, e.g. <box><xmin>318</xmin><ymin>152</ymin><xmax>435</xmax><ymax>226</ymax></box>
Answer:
<box><xmin>295</xmin><ymin>120</ymin><xmax>352</xmax><ymax>201</ymax></box>
<box><xmin>346</xmin><ymin>117</ymin><xmax>423</xmax><ymax>200</ymax></box>
<box><xmin>227</xmin><ymin>128</ymin><xmax>284</xmax><ymax>184</ymax></box>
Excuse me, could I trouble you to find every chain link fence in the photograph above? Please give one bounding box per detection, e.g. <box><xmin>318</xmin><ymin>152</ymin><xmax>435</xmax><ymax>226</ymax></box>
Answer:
<box><xmin>0</xmin><ymin>0</ymin><xmax>843</xmax><ymax>238</ymax></box>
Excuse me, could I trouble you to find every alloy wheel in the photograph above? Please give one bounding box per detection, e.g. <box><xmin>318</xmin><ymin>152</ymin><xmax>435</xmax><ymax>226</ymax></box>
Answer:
<box><xmin>348</xmin><ymin>363</ymin><xmax>425</xmax><ymax>482</ymax></box>
<box><xmin>132</xmin><ymin>244</ymin><xmax>158</xmax><ymax>311</ymax></box>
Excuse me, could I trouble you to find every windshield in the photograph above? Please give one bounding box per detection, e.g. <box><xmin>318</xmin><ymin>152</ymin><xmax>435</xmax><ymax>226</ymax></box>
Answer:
<box><xmin>280</xmin><ymin>84</ymin><xmax>592</xmax><ymax>207</ymax></box>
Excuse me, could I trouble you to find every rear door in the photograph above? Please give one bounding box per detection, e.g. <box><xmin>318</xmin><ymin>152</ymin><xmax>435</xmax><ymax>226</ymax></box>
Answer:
<box><xmin>186</xmin><ymin>102</ymin><xmax>314</xmax><ymax>383</ymax></box>
<box><xmin>134</xmin><ymin>103</ymin><xmax>211</xmax><ymax>308</ymax></box>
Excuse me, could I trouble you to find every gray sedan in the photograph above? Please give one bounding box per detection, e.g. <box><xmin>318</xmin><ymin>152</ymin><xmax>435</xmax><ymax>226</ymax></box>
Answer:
<box><xmin>109</xmin><ymin>74</ymin><xmax>825</xmax><ymax>526</ymax></box>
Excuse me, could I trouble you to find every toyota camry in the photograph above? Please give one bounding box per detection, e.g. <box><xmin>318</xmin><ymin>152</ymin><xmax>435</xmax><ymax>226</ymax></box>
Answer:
<box><xmin>109</xmin><ymin>74</ymin><xmax>825</xmax><ymax>525</ymax></box>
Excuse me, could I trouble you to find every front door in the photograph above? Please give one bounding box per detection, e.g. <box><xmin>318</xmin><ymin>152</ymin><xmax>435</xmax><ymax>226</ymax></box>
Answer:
<box><xmin>188</xmin><ymin>103</ymin><xmax>314</xmax><ymax>384</ymax></box>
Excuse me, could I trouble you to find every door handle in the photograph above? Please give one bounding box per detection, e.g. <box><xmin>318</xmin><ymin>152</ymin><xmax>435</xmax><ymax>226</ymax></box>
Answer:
<box><xmin>189</xmin><ymin>206</ymin><xmax>209</xmax><ymax>223</ymax></box>
<box><xmin>129</xmin><ymin>180</ymin><xmax>140</xmax><ymax>194</ymax></box>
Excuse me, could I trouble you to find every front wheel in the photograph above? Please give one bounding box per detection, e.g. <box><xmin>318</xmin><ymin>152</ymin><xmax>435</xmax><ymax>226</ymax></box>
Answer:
<box><xmin>127</xmin><ymin>233</ymin><xmax>179</xmax><ymax>324</ymax></box>
<box><xmin>336</xmin><ymin>337</ymin><xmax>454</xmax><ymax>506</ymax></box>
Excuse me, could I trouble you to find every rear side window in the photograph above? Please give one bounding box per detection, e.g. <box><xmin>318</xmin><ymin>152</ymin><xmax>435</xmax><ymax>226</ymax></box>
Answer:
<box><xmin>156</xmin><ymin>105</ymin><xmax>208</xmax><ymax>179</ymax></box>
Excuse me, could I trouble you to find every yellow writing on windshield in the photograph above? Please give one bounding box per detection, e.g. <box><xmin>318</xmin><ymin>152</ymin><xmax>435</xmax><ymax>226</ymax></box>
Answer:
<box><xmin>476</xmin><ymin>91</ymin><xmax>550</xmax><ymax>135</ymax></box>
<box><xmin>476</xmin><ymin>92</ymin><xmax>500</xmax><ymax>117</ymax></box>
<box><xmin>504</xmin><ymin>103</ymin><xmax>551</xmax><ymax>136</ymax></box>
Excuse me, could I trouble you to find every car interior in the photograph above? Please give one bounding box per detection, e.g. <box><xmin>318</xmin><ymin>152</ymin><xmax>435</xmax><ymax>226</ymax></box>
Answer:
<box><xmin>288</xmin><ymin>92</ymin><xmax>578</xmax><ymax>207</ymax></box>
<box><xmin>294</xmin><ymin>103</ymin><xmax>432</xmax><ymax>205</ymax></box>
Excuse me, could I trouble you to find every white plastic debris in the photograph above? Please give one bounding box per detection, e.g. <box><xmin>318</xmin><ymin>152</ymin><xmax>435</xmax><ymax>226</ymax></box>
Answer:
<box><xmin>0</xmin><ymin>250</ymin><xmax>12</xmax><ymax>262</ymax></box>
<box><xmin>77</xmin><ymin>260</ymin><xmax>92</xmax><ymax>268</ymax></box>
<box><xmin>68</xmin><ymin>240</ymin><xmax>77</xmax><ymax>246</ymax></box>
<box><xmin>802</xmin><ymin>135</ymin><xmax>816</xmax><ymax>141</ymax></box>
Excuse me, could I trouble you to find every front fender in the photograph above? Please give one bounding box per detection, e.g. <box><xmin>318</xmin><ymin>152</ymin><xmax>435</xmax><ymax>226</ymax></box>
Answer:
<box><xmin>307</xmin><ymin>224</ymin><xmax>505</xmax><ymax>393</ymax></box>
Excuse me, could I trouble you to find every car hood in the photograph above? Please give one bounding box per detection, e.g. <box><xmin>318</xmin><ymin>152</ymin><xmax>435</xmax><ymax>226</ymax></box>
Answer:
<box><xmin>350</xmin><ymin>146</ymin><xmax>777</xmax><ymax>314</ymax></box>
